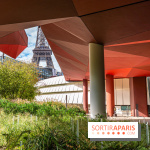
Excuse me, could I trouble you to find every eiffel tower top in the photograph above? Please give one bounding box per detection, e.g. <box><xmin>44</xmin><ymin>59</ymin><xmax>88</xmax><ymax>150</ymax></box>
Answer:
<box><xmin>32</xmin><ymin>26</ymin><xmax>54</xmax><ymax>70</ymax></box>
<box><xmin>33</xmin><ymin>26</ymin><xmax>51</xmax><ymax>51</ymax></box>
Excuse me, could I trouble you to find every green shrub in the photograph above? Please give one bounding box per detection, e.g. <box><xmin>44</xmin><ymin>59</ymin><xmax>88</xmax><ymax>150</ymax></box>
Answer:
<box><xmin>0</xmin><ymin>59</ymin><xmax>39</xmax><ymax>100</ymax></box>
<box><xmin>0</xmin><ymin>99</ymin><xmax>86</xmax><ymax>117</ymax></box>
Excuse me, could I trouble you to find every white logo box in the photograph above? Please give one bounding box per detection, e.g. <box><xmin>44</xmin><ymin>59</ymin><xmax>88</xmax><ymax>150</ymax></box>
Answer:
<box><xmin>88</xmin><ymin>122</ymin><xmax>138</xmax><ymax>139</ymax></box>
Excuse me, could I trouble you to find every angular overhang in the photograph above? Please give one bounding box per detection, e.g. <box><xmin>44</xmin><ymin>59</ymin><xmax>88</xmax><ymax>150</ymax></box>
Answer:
<box><xmin>1</xmin><ymin>0</ymin><xmax>150</xmax><ymax>80</ymax></box>
<box><xmin>0</xmin><ymin>30</ymin><xmax>28</xmax><ymax>58</ymax></box>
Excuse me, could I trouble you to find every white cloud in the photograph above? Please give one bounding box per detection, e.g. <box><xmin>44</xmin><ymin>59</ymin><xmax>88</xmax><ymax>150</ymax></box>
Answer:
<box><xmin>16</xmin><ymin>26</ymin><xmax>37</xmax><ymax>63</ymax></box>
<box><xmin>51</xmin><ymin>54</ymin><xmax>61</xmax><ymax>72</ymax></box>
<box><xmin>16</xmin><ymin>26</ymin><xmax>61</xmax><ymax>72</ymax></box>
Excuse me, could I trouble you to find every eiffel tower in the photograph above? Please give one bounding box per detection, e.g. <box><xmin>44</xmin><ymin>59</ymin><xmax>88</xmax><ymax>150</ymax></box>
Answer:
<box><xmin>32</xmin><ymin>26</ymin><xmax>54</xmax><ymax>68</ymax></box>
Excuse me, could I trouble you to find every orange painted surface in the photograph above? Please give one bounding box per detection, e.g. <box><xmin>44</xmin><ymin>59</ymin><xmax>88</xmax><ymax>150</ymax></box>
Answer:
<box><xmin>41</xmin><ymin>2</ymin><xmax>150</xmax><ymax>81</ymax></box>
<box><xmin>0</xmin><ymin>1</ymin><xmax>150</xmax><ymax>79</ymax></box>
<box><xmin>72</xmin><ymin>0</ymin><xmax>142</xmax><ymax>16</ymax></box>
<box><xmin>0</xmin><ymin>44</ymin><xmax>27</xmax><ymax>59</ymax></box>
<box><xmin>130</xmin><ymin>77</ymin><xmax>148</xmax><ymax>117</ymax></box>
<box><xmin>0</xmin><ymin>30</ymin><xmax>28</xmax><ymax>58</ymax></box>
<box><xmin>106</xmin><ymin>75</ymin><xmax>114</xmax><ymax>117</ymax></box>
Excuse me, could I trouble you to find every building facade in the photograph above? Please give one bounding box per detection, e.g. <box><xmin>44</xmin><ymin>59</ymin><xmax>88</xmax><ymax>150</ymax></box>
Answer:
<box><xmin>36</xmin><ymin>76</ymin><xmax>150</xmax><ymax>116</ymax></box>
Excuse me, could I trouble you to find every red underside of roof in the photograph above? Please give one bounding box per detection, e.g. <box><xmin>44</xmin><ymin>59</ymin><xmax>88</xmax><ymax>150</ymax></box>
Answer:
<box><xmin>0</xmin><ymin>30</ymin><xmax>28</xmax><ymax>59</ymax></box>
<box><xmin>1</xmin><ymin>0</ymin><xmax>150</xmax><ymax>80</ymax></box>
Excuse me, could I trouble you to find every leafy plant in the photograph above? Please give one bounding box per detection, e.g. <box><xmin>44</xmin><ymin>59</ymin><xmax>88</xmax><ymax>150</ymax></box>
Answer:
<box><xmin>0</xmin><ymin>99</ymin><xmax>86</xmax><ymax>117</ymax></box>
<box><xmin>0</xmin><ymin>59</ymin><xmax>39</xmax><ymax>100</ymax></box>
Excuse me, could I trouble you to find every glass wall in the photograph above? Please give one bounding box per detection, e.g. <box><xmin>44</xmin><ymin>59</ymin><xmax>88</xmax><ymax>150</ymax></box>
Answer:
<box><xmin>114</xmin><ymin>78</ymin><xmax>130</xmax><ymax>105</ymax></box>
<box><xmin>37</xmin><ymin>67</ymin><xmax>53</xmax><ymax>80</ymax></box>
<box><xmin>114</xmin><ymin>78</ymin><xmax>130</xmax><ymax>116</ymax></box>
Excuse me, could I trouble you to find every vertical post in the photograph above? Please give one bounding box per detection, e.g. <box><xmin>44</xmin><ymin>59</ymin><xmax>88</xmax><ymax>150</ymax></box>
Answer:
<box><xmin>13</xmin><ymin>116</ymin><xmax>14</xmax><ymax>125</ymax></box>
<box><xmin>130</xmin><ymin>77</ymin><xmax>148</xmax><ymax>117</ymax></box>
<box><xmin>17</xmin><ymin>115</ymin><xmax>19</xmax><ymax>129</ymax></box>
<box><xmin>83</xmin><ymin>79</ymin><xmax>88</xmax><ymax>113</ymax></box>
<box><xmin>77</xmin><ymin>119</ymin><xmax>79</xmax><ymax>143</ymax></box>
<box><xmin>20</xmin><ymin>141</ymin><xmax>22</xmax><ymax>150</ymax></box>
<box><xmin>101</xmin><ymin>142</ymin><xmax>103</xmax><ymax>149</ymax></box>
<box><xmin>146</xmin><ymin>122</ymin><xmax>149</xmax><ymax>145</ymax></box>
<box><xmin>66</xmin><ymin>95</ymin><xmax>67</xmax><ymax>109</ymax></box>
<box><xmin>71</xmin><ymin>118</ymin><xmax>74</xmax><ymax>132</ymax></box>
<box><xmin>89</xmin><ymin>43</ymin><xmax>105</xmax><ymax>118</ymax></box>
<box><xmin>2</xmin><ymin>53</ymin><xmax>4</xmax><ymax>63</ymax></box>
<box><xmin>106</xmin><ymin>75</ymin><xmax>114</xmax><ymax>117</ymax></box>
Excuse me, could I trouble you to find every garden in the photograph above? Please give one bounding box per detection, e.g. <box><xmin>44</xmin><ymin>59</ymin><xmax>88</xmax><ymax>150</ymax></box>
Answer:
<box><xmin>0</xmin><ymin>57</ymin><xmax>149</xmax><ymax>149</ymax></box>
<box><xmin>0</xmin><ymin>99</ymin><xmax>149</xmax><ymax>150</ymax></box>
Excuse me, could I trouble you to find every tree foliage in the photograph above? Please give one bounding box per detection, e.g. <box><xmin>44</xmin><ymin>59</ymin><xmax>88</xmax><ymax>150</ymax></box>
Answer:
<box><xmin>0</xmin><ymin>59</ymin><xmax>39</xmax><ymax>100</ymax></box>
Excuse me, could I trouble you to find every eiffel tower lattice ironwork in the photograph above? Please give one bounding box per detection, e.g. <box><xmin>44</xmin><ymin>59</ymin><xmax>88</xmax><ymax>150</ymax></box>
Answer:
<box><xmin>32</xmin><ymin>26</ymin><xmax>54</xmax><ymax>68</ymax></box>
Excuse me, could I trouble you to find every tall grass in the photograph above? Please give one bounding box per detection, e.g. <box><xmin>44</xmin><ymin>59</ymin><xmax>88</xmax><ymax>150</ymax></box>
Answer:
<box><xmin>0</xmin><ymin>99</ymin><xmax>149</xmax><ymax>149</ymax></box>
<box><xmin>0</xmin><ymin>99</ymin><xmax>86</xmax><ymax>117</ymax></box>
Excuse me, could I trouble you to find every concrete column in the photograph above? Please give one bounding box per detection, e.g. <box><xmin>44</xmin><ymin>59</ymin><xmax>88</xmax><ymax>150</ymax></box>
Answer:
<box><xmin>89</xmin><ymin>43</ymin><xmax>105</xmax><ymax>118</ymax></box>
<box><xmin>130</xmin><ymin>77</ymin><xmax>148</xmax><ymax>117</ymax></box>
<box><xmin>106</xmin><ymin>75</ymin><xmax>114</xmax><ymax>117</ymax></box>
<box><xmin>83</xmin><ymin>79</ymin><xmax>88</xmax><ymax>113</ymax></box>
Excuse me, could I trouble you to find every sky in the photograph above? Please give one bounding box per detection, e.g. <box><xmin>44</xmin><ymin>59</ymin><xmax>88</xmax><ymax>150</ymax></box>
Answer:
<box><xmin>16</xmin><ymin>26</ymin><xmax>61</xmax><ymax>72</ymax></box>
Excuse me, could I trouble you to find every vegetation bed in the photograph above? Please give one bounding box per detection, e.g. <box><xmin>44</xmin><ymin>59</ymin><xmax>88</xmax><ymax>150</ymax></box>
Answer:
<box><xmin>0</xmin><ymin>99</ymin><xmax>149</xmax><ymax>150</ymax></box>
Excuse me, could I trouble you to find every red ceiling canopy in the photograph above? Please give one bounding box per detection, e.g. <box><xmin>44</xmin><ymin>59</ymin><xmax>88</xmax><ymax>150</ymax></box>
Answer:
<box><xmin>1</xmin><ymin>0</ymin><xmax>150</xmax><ymax>80</ymax></box>
<box><xmin>40</xmin><ymin>1</ymin><xmax>150</xmax><ymax>80</ymax></box>
<box><xmin>0</xmin><ymin>30</ymin><xmax>28</xmax><ymax>59</ymax></box>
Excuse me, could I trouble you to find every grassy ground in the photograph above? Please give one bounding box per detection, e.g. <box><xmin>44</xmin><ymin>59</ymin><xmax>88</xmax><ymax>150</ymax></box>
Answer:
<box><xmin>0</xmin><ymin>99</ymin><xmax>149</xmax><ymax>149</ymax></box>
<box><xmin>0</xmin><ymin>111</ymin><xmax>90</xmax><ymax>149</ymax></box>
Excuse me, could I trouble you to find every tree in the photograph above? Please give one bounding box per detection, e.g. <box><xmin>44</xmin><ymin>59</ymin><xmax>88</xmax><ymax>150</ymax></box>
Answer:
<box><xmin>0</xmin><ymin>58</ymin><xmax>39</xmax><ymax>100</ymax></box>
